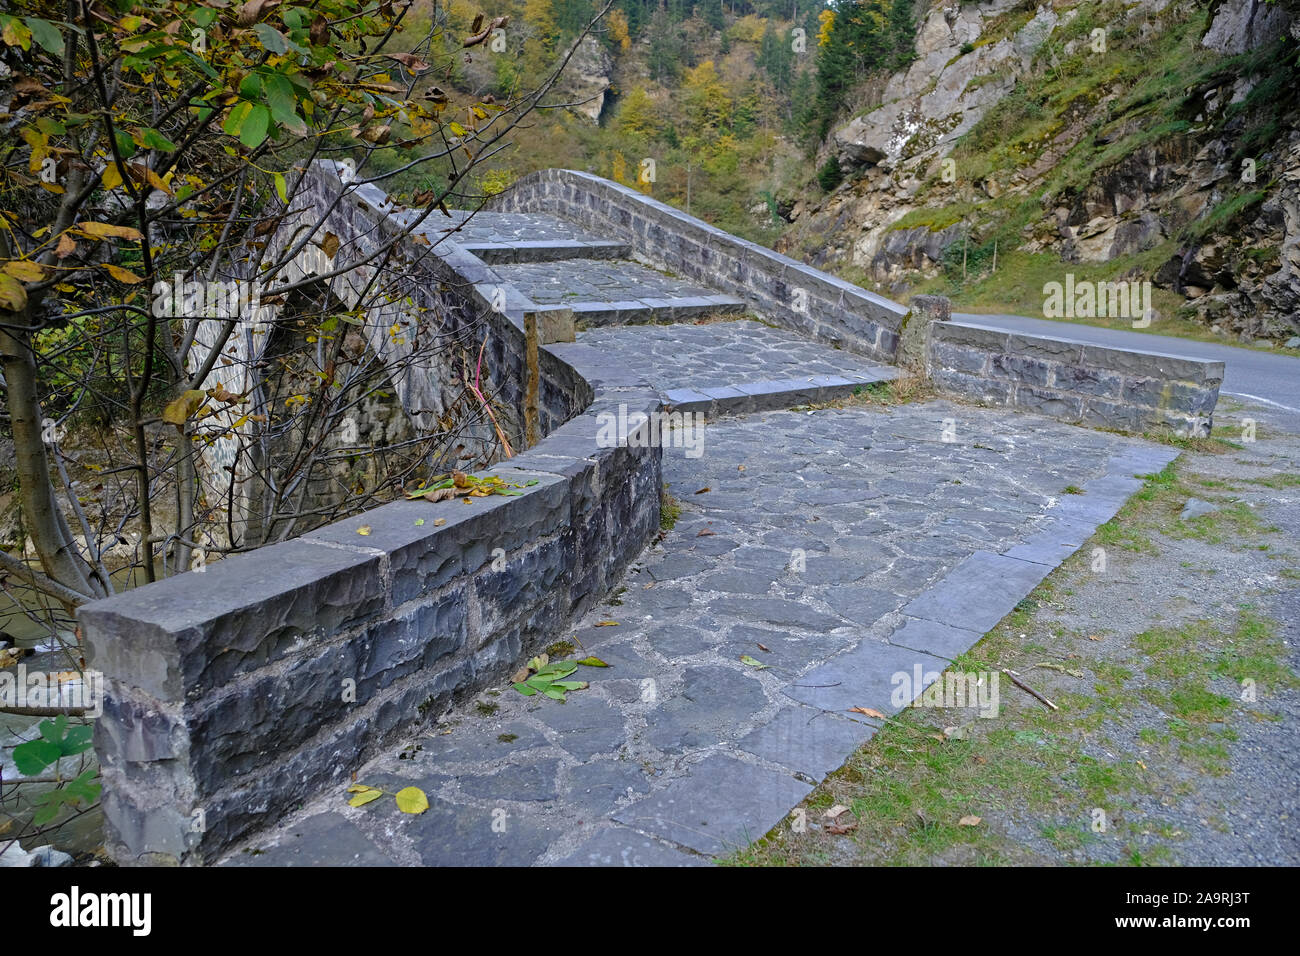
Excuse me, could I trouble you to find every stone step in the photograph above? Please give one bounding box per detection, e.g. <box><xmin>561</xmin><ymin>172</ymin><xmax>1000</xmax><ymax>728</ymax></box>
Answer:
<box><xmin>566</xmin><ymin>295</ymin><xmax>748</xmax><ymax>327</ymax></box>
<box><xmin>662</xmin><ymin>366</ymin><xmax>901</xmax><ymax>418</ymax></box>
<box><xmin>458</xmin><ymin>239</ymin><xmax>631</xmax><ymax>264</ymax></box>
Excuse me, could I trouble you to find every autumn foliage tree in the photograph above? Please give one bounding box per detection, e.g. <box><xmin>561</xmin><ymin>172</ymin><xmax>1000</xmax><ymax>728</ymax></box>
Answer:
<box><xmin>0</xmin><ymin>0</ymin><xmax>610</xmax><ymax>645</ymax></box>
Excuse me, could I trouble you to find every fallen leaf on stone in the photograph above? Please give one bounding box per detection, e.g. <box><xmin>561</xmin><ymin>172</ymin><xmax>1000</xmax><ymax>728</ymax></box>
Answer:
<box><xmin>1088</xmin><ymin>634</ymin><xmax>1102</xmax><ymax>641</ymax></box>
<box><xmin>509</xmin><ymin>666</ymin><xmax>531</xmax><ymax>683</ymax></box>
<box><xmin>594</xmin><ymin>620</ymin><xmax>618</xmax><ymax>627</ymax></box>
<box><xmin>737</xmin><ymin>465</ymin><xmax>746</xmax><ymax>471</ymax></box>
<box><xmin>576</xmin><ymin>656</ymin><xmax>609</xmax><ymax>667</ymax></box>
<box><xmin>739</xmin><ymin>654</ymin><xmax>769</xmax><ymax>669</ymax></box>
<box><xmin>696</xmin><ymin>528</ymin><xmax>715</xmax><ymax>537</ymax></box>
<box><xmin>414</xmin><ymin>519</ymin><xmax>425</xmax><ymax>526</ymax></box>
<box><xmin>757</xmin><ymin>643</ymin><xmax>771</xmax><ymax>653</ymax></box>
<box><xmin>434</xmin><ymin>518</ymin><xmax>446</xmax><ymax>526</ymax></box>
<box><xmin>849</xmin><ymin>706</ymin><xmax>885</xmax><ymax>719</ymax></box>
<box><xmin>823</xmin><ymin>805</ymin><xmax>850</xmax><ymax>819</ymax></box>
<box><xmin>395</xmin><ymin>786</ymin><xmax>429</xmax><ymax>815</ymax></box>
<box><xmin>826</xmin><ymin>821</ymin><xmax>857</xmax><ymax>835</ymax></box>
<box><xmin>958</xmin><ymin>815</ymin><xmax>982</xmax><ymax>827</ymax></box>
<box><xmin>347</xmin><ymin>785</ymin><xmax>384</xmax><ymax>808</ymax></box>
<box><xmin>694</xmin><ymin>487</ymin><xmax>710</xmax><ymax>494</ymax></box>
<box><xmin>357</xmin><ymin>526</ymin><xmax>371</xmax><ymax>536</ymax></box>
<box><xmin>1136</xmin><ymin>760</ymin><xmax>1146</xmax><ymax>770</ymax></box>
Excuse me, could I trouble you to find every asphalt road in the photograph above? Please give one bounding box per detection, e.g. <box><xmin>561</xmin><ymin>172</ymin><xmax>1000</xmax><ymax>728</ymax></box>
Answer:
<box><xmin>955</xmin><ymin>312</ymin><xmax>1300</xmax><ymax>422</ymax></box>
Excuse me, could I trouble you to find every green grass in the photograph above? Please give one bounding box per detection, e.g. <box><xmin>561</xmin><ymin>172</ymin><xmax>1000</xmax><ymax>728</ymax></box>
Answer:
<box><xmin>659</xmin><ymin>489</ymin><xmax>682</xmax><ymax>531</ymax></box>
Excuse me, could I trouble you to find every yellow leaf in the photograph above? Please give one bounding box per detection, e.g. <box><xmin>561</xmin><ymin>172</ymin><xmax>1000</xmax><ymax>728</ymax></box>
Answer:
<box><xmin>102</xmin><ymin>263</ymin><xmax>144</xmax><ymax>284</ymax></box>
<box><xmin>74</xmin><ymin>221</ymin><xmax>144</xmax><ymax>241</ymax></box>
<box><xmin>55</xmin><ymin>234</ymin><xmax>76</xmax><ymax>259</ymax></box>
<box><xmin>594</xmin><ymin>620</ymin><xmax>618</xmax><ymax>627</ymax></box>
<box><xmin>3</xmin><ymin>261</ymin><xmax>45</xmax><ymax>282</ymax></box>
<box><xmin>161</xmin><ymin>389</ymin><xmax>207</xmax><ymax>426</ymax></box>
<box><xmin>958</xmin><ymin>815</ymin><xmax>982</xmax><ymax>827</ymax></box>
<box><xmin>348</xmin><ymin>788</ymin><xmax>385</xmax><ymax>808</ymax></box>
<box><xmin>102</xmin><ymin>164</ymin><xmax>123</xmax><ymax>190</ymax></box>
<box><xmin>395</xmin><ymin>786</ymin><xmax>429</xmax><ymax>814</ymax></box>
<box><xmin>357</xmin><ymin>526</ymin><xmax>371</xmax><ymax>536</ymax></box>
<box><xmin>0</xmin><ymin>275</ymin><xmax>28</xmax><ymax>311</ymax></box>
<box><xmin>128</xmin><ymin>162</ymin><xmax>174</xmax><ymax>196</ymax></box>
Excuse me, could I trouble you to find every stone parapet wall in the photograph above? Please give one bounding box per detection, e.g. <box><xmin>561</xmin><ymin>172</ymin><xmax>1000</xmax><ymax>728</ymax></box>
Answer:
<box><xmin>78</xmin><ymin>165</ymin><xmax>662</xmax><ymax>865</ymax></box>
<box><xmin>490</xmin><ymin>169</ymin><xmax>908</xmax><ymax>362</ymax></box>
<box><xmin>926</xmin><ymin>320</ymin><xmax>1225</xmax><ymax>435</ymax></box>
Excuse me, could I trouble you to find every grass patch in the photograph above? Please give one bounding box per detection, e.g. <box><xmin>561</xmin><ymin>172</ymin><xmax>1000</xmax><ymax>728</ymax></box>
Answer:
<box><xmin>660</xmin><ymin>489</ymin><xmax>682</xmax><ymax>531</ymax></box>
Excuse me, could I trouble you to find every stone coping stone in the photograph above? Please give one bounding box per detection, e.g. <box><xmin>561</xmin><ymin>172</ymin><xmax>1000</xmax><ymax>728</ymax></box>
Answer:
<box><xmin>935</xmin><ymin>320</ymin><xmax>1225</xmax><ymax>384</ymax></box>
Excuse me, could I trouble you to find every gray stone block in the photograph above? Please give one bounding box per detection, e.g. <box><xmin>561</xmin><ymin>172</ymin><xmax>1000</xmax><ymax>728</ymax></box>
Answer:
<box><xmin>222</xmin><ymin>812</ymin><xmax>394</xmax><ymax>866</ymax></box>
<box><xmin>612</xmin><ymin>754</ymin><xmax>812</xmax><ymax>857</ymax></box>
<box><xmin>554</xmin><ymin>827</ymin><xmax>705</xmax><ymax>866</ymax></box>
<box><xmin>887</xmin><ymin>616</ymin><xmax>982</xmax><ymax>659</ymax></box>
<box><xmin>901</xmin><ymin>551</ymin><xmax>1052</xmax><ymax>634</ymax></box>
<box><xmin>784</xmin><ymin>639</ymin><xmax>950</xmax><ymax>719</ymax></box>
<box><xmin>991</xmin><ymin>352</ymin><xmax>1052</xmax><ymax>386</ymax></box>
<box><xmin>80</xmin><ymin>540</ymin><xmax>385</xmax><ymax>701</ymax></box>
<box><xmin>737</xmin><ymin>705</ymin><xmax>875</xmax><ymax>779</ymax></box>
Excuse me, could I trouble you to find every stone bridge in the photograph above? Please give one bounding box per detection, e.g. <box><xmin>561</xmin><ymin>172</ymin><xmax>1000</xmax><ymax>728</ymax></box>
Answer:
<box><xmin>78</xmin><ymin>164</ymin><xmax>1223</xmax><ymax>865</ymax></box>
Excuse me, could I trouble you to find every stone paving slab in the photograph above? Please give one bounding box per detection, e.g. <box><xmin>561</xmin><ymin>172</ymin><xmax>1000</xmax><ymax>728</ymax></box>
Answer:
<box><xmin>227</xmin><ymin>400</ymin><xmax>1176</xmax><ymax>867</ymax></box>
<box><xmin>494</xmin><ymin>259</ymin><xmax>726</xmax><ymax>308</ymax></box>
<box><xmin>430</xmin><ymin>210</ymin><xmax>613</xmax><ymax>247</ymax></box>
<box><xmin>579</xmin><ymin>319</ymin><xmax>892</xmax><ymax>393</ymax></box>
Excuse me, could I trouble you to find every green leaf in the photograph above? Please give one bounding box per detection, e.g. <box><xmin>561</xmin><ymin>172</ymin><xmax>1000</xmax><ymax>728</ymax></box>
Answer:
<box><xmin>550</xmin><ymin>680</ymin><xmax>588</xmax><ymax>691</ymax></box>
<box><xmin>12</xmin><ymin>739</ymin><xmax>62</xmax><ymax>776</ymax></box>
<box><xmin>113</xmin><ymin>128</ymin><xmax>137</xmax><ymax>159</ymax></box>
<box><xmin>238</xmin><ymin>72</ymin><xmax>264</xmax><ymax>101</ymax></box>
<box><xmin>511</xmin><ymin>682</ymin><xmax>537</xmax><ymax>696</ymax></box>
<box><xmin>543</xmin><ymin>687</ymin><xmax>567</xmax><ymax>701</ymax></box>
<box><xmin>576</xmin><ymin>656</ymin><xmax>609</xmax><ymax>667</ymax></box>
<box><xmin>65</xmin><ymin>769</ymin><xmax>101</xmax><ymax>803</ymax></box>
<box><xmin>239</xmin><ymin>105</ymin><xmax>271</xmax><ymax>149</ymax></box>
<box><xmin>139</xmin><ymin>127</ymin><xmax>178</xmax><ymax>152</ymax></box>
<box><xmin>253</xmin><ymin>23</ymin><xmax>287</xmax><ymax>54</ymax></box>
<box><xmin>274</xmin><ymin>172</ymin><xmax>288</xmax><ymax>204</ymax></box>
<box><xmin>263</xmin><ymin>73</ymin><xmax>306</xmax><ymax>136</ymax></box>
<box><xmin>61</xmin><ymin>724</ymin><xmax>93</xmax><ymax>756</ymax></box>
<box><xmin>223</xmin><ymin>100</ymin><xmax>251</xmax><ymax>138</ymax></box>
<box><xmin>25</xmin><ymin>18</ymin><xmax>63</xmax><ymax>56</ymax></box>
<box><xmin>739</xmin><ymin>654</ymin><xmax>770</xmax><ymax>669</ymax></box>
<box><xmin>39</xmin><ymin>714</ymin><xmax>67</xmax><ymax>744</ymax></box>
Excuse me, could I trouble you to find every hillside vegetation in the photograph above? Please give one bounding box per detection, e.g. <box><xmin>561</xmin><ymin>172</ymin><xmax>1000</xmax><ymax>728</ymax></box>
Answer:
<box><xmin>392</xmin><ymin>0</ymin><xmax>1300</xmax><ymax>344</ymax></box>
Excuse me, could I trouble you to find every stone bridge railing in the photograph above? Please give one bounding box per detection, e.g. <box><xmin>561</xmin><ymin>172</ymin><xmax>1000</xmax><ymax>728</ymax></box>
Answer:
<box><xmin>78</xmin><ymin>162</ymin><xmax>663</xmax><ymax>865</ymax></box>
<box><xmin>489</xmin><ymin>169</ymin><xmax>908</xmax><ymax>363</ymax></box>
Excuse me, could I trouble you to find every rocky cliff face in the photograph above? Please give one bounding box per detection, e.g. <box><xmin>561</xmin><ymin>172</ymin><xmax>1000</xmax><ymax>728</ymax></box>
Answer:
<box><xmin>782</xmin><ymin>0</ymin><xmax>1300</xmax><ymax>343</ymax></box>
